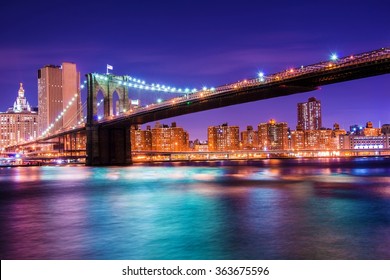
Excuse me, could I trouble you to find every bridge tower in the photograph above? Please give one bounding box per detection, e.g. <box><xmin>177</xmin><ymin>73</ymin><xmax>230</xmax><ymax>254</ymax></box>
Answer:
<box><xmin>85</xmin><ymin>73</ymin><xmax>132</xmax><ymax>165</ymax></box>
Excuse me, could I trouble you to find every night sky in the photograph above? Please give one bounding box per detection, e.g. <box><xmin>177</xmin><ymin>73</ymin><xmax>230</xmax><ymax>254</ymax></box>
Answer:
<box><xmin>1</xmin><ymin>0</ymin><xmax>389</xmax><ymax>140</ymax></box>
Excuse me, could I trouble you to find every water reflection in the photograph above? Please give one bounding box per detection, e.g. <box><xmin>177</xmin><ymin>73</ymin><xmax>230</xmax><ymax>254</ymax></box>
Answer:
<box><xmin>0</xmin><ymin>157</ymin><xmax>389</xmax><ymax>259</ymax></box>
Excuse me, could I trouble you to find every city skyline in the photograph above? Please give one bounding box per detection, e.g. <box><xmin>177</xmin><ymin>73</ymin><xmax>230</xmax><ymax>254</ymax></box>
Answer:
<box><xmin>0</xmin><ymin>0</ymin><xmax>389</xmax><ymax>141</ymax></box>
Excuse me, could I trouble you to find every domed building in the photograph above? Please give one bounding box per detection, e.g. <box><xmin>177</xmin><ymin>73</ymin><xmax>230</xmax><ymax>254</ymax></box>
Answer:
<box><xmin>9</xmin><ymin>83</ymin><xmax>31</xmax><ymax>113</ymax></box>
<box><xmin>0</xmin><ymin>83</ymin><xmax>38</xmax><ymax>148</ymax></box>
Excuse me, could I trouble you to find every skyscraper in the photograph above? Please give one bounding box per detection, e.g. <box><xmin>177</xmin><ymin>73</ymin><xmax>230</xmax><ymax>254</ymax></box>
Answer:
<box><xmin>0</xmin><ymin>83</ymin><xmax>38</xmax><ymax>148</ymax></box>
<box><xmin>38</xmin><ymin>62</ymin><xmax>82</xmax><ymax>136</ymax></box>
<box><xmin>297</xmin><ymin>97</ymin><xmax>322</xmax><ymax>130</ymax></box>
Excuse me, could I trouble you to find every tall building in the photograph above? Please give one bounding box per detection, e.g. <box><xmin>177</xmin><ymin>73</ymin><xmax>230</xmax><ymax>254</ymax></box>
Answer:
<box><xmin>0</xmin><ymin>83</ymin><xmax>38</xmax><ymax>148</ymax></box>
<box><xmin>241</xmin><ymin>125</ymin><xmax>258</xmax><ymax>150</ymax></box>
<box><xmin>38</xmin><ymin>62</ymin><xmax>82</xmax><ymax>136</ymax></box>
<box><xmin>208</xmin><ymin>123</ymin><xmax>240</xmax><ymax>151</ymax></box>
<box><xmin>258</xmin><ymin>119</ymin><xmax>288</xmax><ymax>150</ymax></box>
<box><xmin>297</xmin><ymin>97</ymin><xmax>322</xmax><ymax>130</ymax></box>
<box><xmin>151</xmin><ymin>122</ymin><xmax>189</xmax><ymax>152</ymax></box>
<box><xmin>130</xmin><ymin>125</ymin><xmax>152</xmax><ymax>151</ymax></box>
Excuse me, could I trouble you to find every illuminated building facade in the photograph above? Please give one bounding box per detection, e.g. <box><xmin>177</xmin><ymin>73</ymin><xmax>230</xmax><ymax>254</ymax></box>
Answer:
<box><xmin>241</xmin><ymin>125</ymin><xmax>258</xmax><ymax>150</ymax></box>
<box><xmin>297</xmin><ymin>97</ymin><xmax>322</xmax><ymax>130</ymax></box>
<box><xmin>0</xmin><ymin>83</ymin><xmax>38</xmax><ymax>148</ymax></box>
<box><xmin>130</xmin><ymin>125</ymin><xmax>152</xmax><ymax>151</ymax></box>
<box><xmin>208</xmin><ymin>123</ymin><xmax>239</xmax><ymax>151</ymax></box>
<box><xmin>332</xmin><ymin>123</ymin><xmax>347</xmax><ymax>149</ymax></box>
<box><xmin>38</xmin><ymin>62</ymin><xmax>82</xmax><ymax>135</ymax></box>
<box><xmin>304</xmin><ymin>129</ymin><xmax>334</xmax><ymax>150</ymax></box>
<box><xmin>151</xmin><ymin>122</ymin><xmax>189</xmax><ymax>152</ymax></box>
<box><xmin>290</xmin><ymin>129</ymin><xmax>305</xmax><ymax>150</ymax></box>
<box><xmin>258</xmin><ymin>119</ymin><xmax>288</xmax><ymax>150</ymax></box>
<box><xmin>363</xmin><ymin>121</ymin><xmax>381</xmax><ymax>136</ymax></box>
<box><xmin>340</xmin><ymin>135</ymin><xmax>390</xmax><ymax>149</ymax></box>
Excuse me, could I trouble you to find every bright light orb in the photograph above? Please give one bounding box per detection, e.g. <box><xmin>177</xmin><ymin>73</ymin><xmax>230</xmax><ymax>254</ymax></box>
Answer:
<box><xmin>330</xmin><ymin>53</ymin><xmax>338</xmax><ymax>61</ymax></box>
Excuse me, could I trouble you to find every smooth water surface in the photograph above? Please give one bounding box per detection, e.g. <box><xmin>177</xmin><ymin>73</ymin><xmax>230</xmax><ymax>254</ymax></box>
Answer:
<box><xmin>1</xmin><ymin>158</ymin><xmax>390</xmax><ymax>259</ymax></box>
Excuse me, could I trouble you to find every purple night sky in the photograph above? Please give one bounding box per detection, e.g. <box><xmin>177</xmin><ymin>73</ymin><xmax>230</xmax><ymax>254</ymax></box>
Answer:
<box><xmin>0</xmin><ymin>0</ymin><xmax>389</xmax><ymax>140</ymax></box>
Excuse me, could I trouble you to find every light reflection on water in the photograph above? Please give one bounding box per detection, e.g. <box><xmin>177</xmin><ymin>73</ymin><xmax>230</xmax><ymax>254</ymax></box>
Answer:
<box><xmin>0</xmin><ymin>157</ymin><xmax>389</xmax><ymax>259</ymax></box>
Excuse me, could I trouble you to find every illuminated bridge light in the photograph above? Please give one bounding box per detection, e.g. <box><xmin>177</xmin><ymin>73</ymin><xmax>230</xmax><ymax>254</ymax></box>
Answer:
<box><xmin>331</xmin><ymin>53</ymin><xmax>338</xmax><ymax>61</ymax></box>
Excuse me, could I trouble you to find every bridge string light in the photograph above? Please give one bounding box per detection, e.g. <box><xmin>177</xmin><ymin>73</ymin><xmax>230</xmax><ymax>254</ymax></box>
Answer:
<box><xmin>93</xmin><ymin>73</ymin><xmax>207</xmax><ymax>95</ymax></box>
<box><xmin>39</xmin><ymin>95</ymin><xmax>105</xmax><ymax>138</ymax></box>
<box><xmin>40</xmin><ymin>93</ymin><xmax>79</xmax><ymax>137</ymax></box>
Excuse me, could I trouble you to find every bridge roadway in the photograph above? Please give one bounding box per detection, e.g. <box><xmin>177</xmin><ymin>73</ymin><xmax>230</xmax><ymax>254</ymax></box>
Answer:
<box><xmin>98</xmin><ymin>47</ymin><xmax>390</xmax><ymax>127</ymax></box>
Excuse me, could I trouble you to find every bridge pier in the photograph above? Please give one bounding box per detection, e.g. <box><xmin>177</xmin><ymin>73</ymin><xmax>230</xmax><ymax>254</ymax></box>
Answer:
<box><xmin>86</xmin><ymin>124</ymin><xmax>132</xmax><ymax>166</ymax></box>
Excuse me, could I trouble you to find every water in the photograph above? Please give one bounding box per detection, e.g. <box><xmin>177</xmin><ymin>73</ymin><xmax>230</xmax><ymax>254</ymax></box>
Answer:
<box><xmin>1</xmin><ymin>157</ymin><xmax>389</xmax><ymax>260</ymax></box>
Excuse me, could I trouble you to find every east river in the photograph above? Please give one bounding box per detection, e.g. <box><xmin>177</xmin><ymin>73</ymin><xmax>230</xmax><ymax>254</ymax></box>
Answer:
<box><xmin>1</xmin><ymin>157</ymin><xmax>389</xmax><ymax>260</ymax></box>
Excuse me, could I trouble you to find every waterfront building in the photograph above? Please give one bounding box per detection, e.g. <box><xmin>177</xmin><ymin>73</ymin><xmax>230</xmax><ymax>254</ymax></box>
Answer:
<box><xmin>0</xmin><ymin>83</ymin><xmax>38</xmax><ymax>148</ymax></box>
<box><xmin>38</xmin><ymin>62</ymin><xmax>82</xmax><ymax>135</ymax></box>
<box><xmin>241</xmin><ymin>125</ymin><xmax>258</xmax><ymax>150</ymax></box>
<box><xmin>130</xmin><ymin>125</ymin><xmax>152</xmax><ymax>151</ymax></box>
<box><xmin>340</xmin><ymin>134</ymin><xmax>390</xmax><ymax>149</ymax></box>
<box><xmin>297</xmin><ymin>97</ymin><xmax>322</xmax><ymax>130</ymax></box>
<box><xmin>190</xmin><ymin>139</ymin><xmax>209</xmax><ymax>152</ymax></box>
<box><xmin>332</xmin><ymin>123</ymin><xmax>347</xmax><ymax>149</ymax></box>
<box><xmin>258</xmin><ymin>119</ymin><xmax>288</xmax><ymax>150</ymax></box>
<box><xmin>290</xmin><ymin>129</ymin><xmax>305</xmax><ymax>150</ymax></box>
<box><xmin>304</xmin><ymin>129</ymin><xmax>334</xmax><ymax>150</ymax></box>
<box><xmin>208</xmin><ymin>123</ymin><xmax>240</xmax><ymax>151</ymax></box>
<box><xmin>151</xmin><ymin>122</ymin><xmax>189</xmax><ymax>152</ymax></box>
